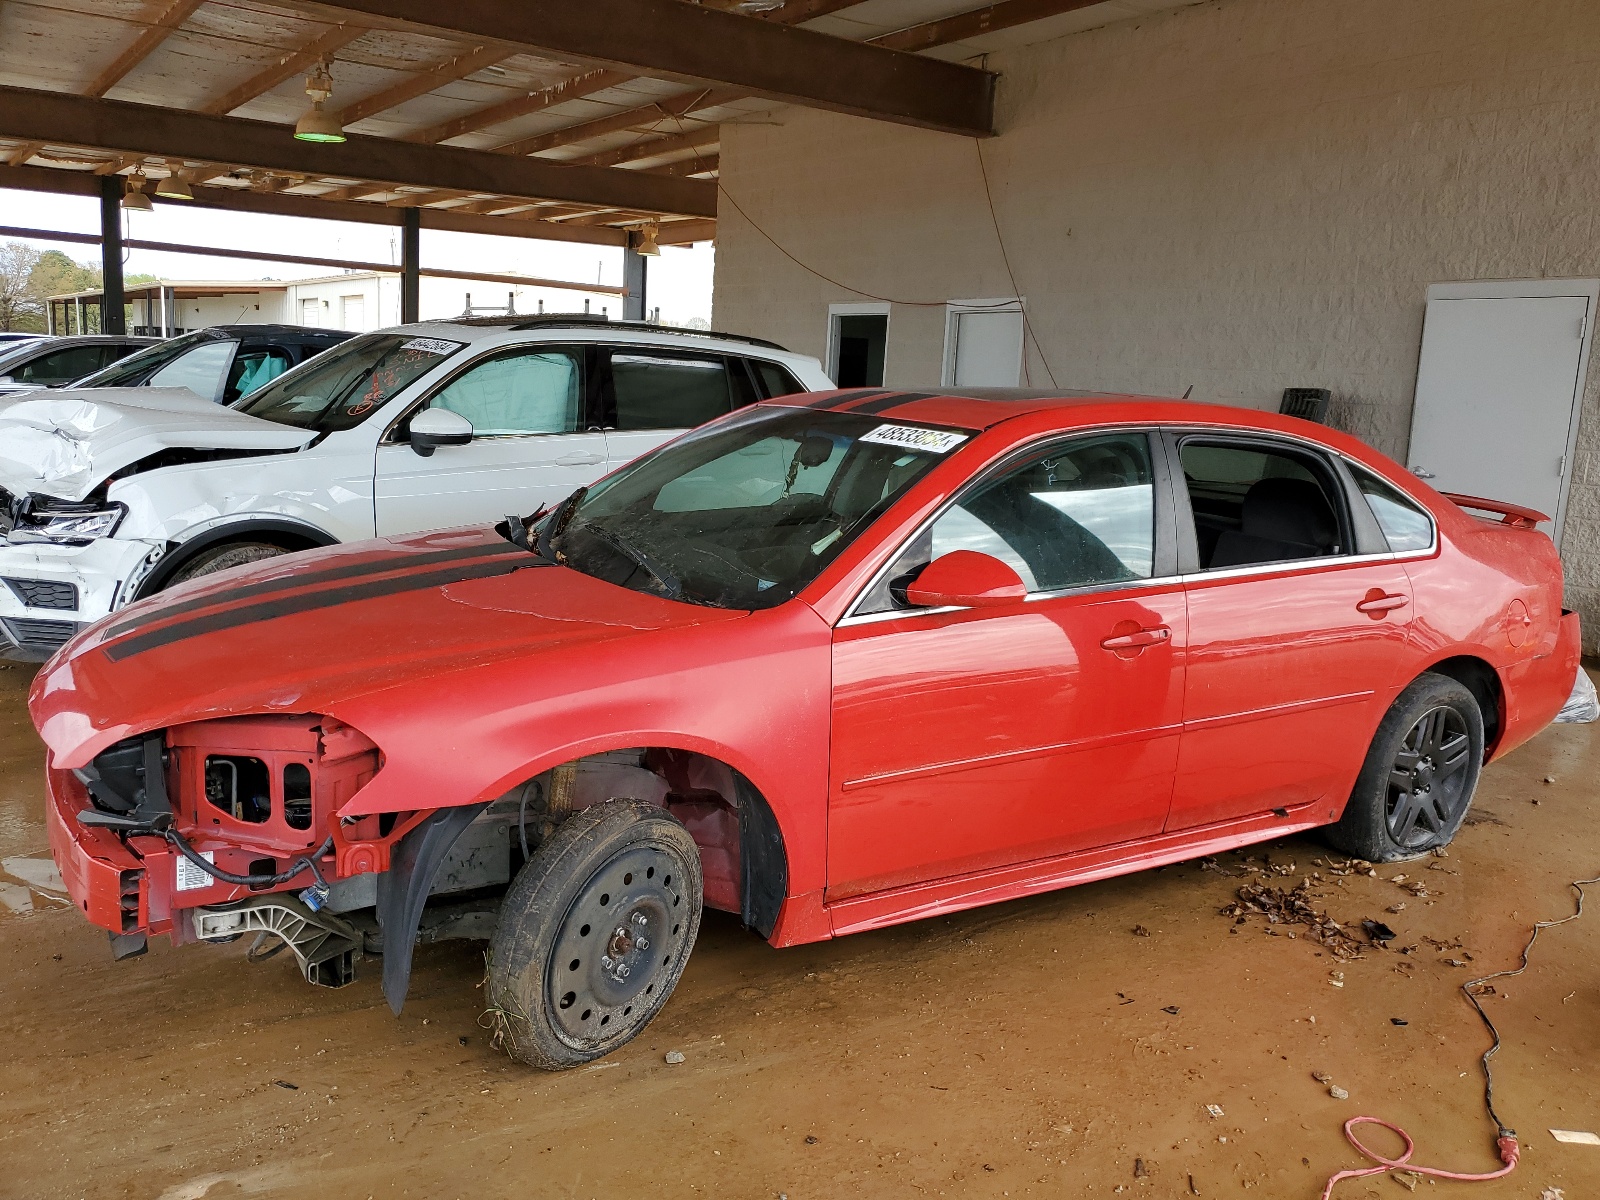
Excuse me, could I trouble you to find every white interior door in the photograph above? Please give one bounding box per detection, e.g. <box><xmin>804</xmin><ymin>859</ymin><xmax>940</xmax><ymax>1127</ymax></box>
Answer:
<box><xmin>945</xmin><ymin>302</ymin><xmax>1023</xmax><ymax>387</ymax></box>
<box><xmin>1408</xmin><ymin>288</ymin><xmax>1594</xmax><ymax>539</ymax></box>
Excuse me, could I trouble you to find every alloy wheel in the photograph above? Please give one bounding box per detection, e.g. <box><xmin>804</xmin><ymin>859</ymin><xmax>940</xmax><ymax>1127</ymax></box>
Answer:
<box><xmin>1385</xmin><ymin>704</ymin><xmax>1472</xmax><ymax>848</ymax></box>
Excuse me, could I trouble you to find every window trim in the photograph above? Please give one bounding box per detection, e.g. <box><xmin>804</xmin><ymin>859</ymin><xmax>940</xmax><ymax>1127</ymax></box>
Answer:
<box><xmin>379</xmin><ymin>342</ymin><xmax>597</xmax><ymax>445</ymax></box>
<box><xmin>840</xmin><ymin>426</ymin><xmax>1176</xmax><ymax>625</ymax></box>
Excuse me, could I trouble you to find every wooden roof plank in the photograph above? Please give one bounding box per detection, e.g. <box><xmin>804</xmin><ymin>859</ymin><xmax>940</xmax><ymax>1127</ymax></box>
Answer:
<box><xmin>200</xmin><ymin>22</ymin><xmax>365</xmax><ymax>116</ymax></box>
<box><xmin>403</xmin><ymin>68</ymin><xmax>636</xmax><ymax>145</ymax></box>
<box><xmin>333</xmin><ymin>43</ymin><xmax>512</xmax><ymax>127</ymax></box>
<box><xmin>85</xmin><ymin>0</ymin><xmax>206</xmax><ymax>98</ymax></box>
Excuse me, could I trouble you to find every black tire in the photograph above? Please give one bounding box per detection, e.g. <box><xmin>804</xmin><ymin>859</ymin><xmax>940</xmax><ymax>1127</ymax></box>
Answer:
<box><xmin>1324</xmin><ymin>673</ymin><xmax>1485</xmax><ymax>863</ymax></box>
<box><xmin>165</xmin><ymin>541</ymin><xmax>288</xmax><ymax>587</ymax></box>
<box><xmin>486</xmin><ymin>799</ymin><xmax>703</xmax><ymax>1070</ymax></box>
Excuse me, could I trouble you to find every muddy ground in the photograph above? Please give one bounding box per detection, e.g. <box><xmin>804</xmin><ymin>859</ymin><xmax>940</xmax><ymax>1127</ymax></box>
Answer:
<box><xmin>3</xmin><ymin>662</ymin><xmax>1600</xmax><ymax>1200</ymax></box>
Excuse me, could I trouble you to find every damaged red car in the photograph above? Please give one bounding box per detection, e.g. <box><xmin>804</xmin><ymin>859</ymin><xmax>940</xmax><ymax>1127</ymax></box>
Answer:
<box><xmin>30</xmin><ymin>388</ymin><xmax>1580</xmax><ymax>1068</ymax></box>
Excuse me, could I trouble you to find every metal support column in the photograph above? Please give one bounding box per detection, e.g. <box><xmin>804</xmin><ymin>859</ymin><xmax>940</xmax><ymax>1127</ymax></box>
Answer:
<box><xmin>622</xmin><ymin>243</ymin><xmax>647</xmax><ymax>322</ymax></box>
<box><xmin>401</xmin><ymin>207</ymin><xmax>421</xmax><ymax>324</ymax></box>
<box><xmin>99</xmin><ymin>175</ymin><xmax>127</xmax><ymax>335</ymax></box>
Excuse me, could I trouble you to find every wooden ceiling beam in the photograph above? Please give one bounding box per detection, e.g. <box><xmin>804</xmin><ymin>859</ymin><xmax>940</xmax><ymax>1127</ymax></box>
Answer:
<box><xmin>84</xmin><ymin>0</ymin><xmax>205</xmax><ymax>98</ymax></box>
<box><xmin>0</xmin><ymin>162</ymin><xmax>630</xmax><ymax>245</ymax></box>
<box><xmin>300</xmin><ymin>0</ymin><xmax>994</xmax><ymax>135</ymax></box>
<box><xmin>493</xmin><ymin>87</ymin><xmax>740</xmax><ymax>156</ymax></box>
<box><xmin>870</xmin><ymin>0</ymin><xmax>1107</xmax><ymax>52</ymax></box>
<box><xmin>573</xmin><ymin>126</ymin><xmax>719</xmax><ymax>169</ymax></box>
<box><xmin>200</xmin><ymin>23</ymin><xmax>364</xmax><ymax>116</ymax></box>
<box><xmin>331</xmin><ymin>43</ymin><xmax>511</xmax><ymax>127</ymax></box>
<box><xmin>0</xmin><ymin>85</ymin><xmax>717</xmax><ymax>216</ymax></box>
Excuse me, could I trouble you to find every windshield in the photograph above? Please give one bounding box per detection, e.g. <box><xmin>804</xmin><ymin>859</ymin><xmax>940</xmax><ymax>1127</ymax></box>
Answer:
<box><xmin>74</xmin><ymin>330</ymin><xmax>226</xmax><ymax>389</ymax></box>
<box><xmin>548</xmin><ymin>406</ymin><xmax>964</xmax><ymax>610</ymax></box>
<box><xmin>233</xmin><ymin>333</ymin><xmax>465</xmax><ymax>431</ymax></box>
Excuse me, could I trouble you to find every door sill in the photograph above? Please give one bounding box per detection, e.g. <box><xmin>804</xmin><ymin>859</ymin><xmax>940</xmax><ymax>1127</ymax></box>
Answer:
<box><xmin>824</xmin><ymin>803</ymin><xmax>1324</xmax><ymax>937</ymax></box>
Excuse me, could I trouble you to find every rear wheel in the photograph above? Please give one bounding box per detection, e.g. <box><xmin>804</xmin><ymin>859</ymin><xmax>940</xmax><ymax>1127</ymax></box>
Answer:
<box><xmin>1325</xmin><ymin>673</ymin><xmax>1484</xmax><ymax>862</ymax></box>
<box><xmin>486</xmin><ymin>799</ymin><xmax>703</xmax><ymax>1070</ymax></box>
<box><xmin>165</xmin><ymin>541</ymin><xmax>287</xmax><ymax>587</ymax></box>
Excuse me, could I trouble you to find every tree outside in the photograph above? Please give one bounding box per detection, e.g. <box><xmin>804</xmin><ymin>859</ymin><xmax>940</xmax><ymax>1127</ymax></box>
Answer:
<box><xmin>0</xmin><ymin>242</ymin><xmax>157</xmax><ymax>333</ymax></box>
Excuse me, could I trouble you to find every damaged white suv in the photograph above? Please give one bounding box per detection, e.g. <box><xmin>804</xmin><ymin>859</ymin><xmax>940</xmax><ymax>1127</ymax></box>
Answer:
<box><xmin>0</xmin><ymin>317</ymin><xmax>828</xmax><ymax>660</ymax></box>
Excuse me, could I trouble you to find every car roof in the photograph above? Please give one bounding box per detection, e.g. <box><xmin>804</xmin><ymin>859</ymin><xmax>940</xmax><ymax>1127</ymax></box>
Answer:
<box><xmin>201</xmin><ymin>324</ymin><xmax>353</xmax><ymax>338</ymax></box>
<box><xmin>12</xmin><ymin>334</ymin><xmax>159</xmax><ymax>346</ymax></box>
<box><xmin>384</xmin><ymin>314</ymin><xmax>792</xmax><ymax>355</ymax></box>
<box><xmin>763</xmin><ymin>386</ymin><xmax>1356</xmax><ymax>442</ymax></box>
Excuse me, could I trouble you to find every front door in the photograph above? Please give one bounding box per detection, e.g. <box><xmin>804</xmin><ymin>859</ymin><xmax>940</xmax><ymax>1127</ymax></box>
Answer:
<box><xmin>827</xmin><ymin>431</ymin><xmax>1186</xmax><ymax>899</ymax></box>
<box><xmin>374</xmin><ymin>344</ymin><xmax>606</xmax><ymax>535</ymax></box>
<box><xmin>1408</xmin><ymin>287</ymin><xmax>1593</xmax><ymax>540</ymax></box>
<box><xmin>1167</xmin><ymin>434</ymin><xmax>1414</xmax><ymax>831</ymax></box>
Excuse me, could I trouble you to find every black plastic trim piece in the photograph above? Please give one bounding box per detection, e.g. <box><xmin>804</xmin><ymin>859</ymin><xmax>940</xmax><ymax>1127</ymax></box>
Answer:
<box><xmin>376</xmin><ymin>803</ymin><xmax>490</xmax><ymax>1014</ymax></box>
<box><xmin>735</xmin><ymin>773</ymin><xmax>787</xmax><ymax>940</ymax></box>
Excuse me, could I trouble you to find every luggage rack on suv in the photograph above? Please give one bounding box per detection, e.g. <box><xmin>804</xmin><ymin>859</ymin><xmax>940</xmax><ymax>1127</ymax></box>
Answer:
<box><xmin>443</xmin><ymin>314</ymin><xmax>790</xmax><ymax>353</ymax></box>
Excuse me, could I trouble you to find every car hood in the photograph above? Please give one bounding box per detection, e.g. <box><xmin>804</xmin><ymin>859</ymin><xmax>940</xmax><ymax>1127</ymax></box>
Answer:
<box><xmin>30</xmin><ymin>527</ymin><xmax>748</xmax><ymax>769</ymax></box>
<box><xmin>0</xmin><ymin>386</ymin><xmax>314</xmax><ymax>501</ymax></box>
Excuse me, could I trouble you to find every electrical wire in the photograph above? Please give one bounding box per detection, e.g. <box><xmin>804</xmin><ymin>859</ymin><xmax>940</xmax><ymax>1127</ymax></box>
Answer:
<box><xmin>971</xmin><ymin>138</ymin><xmax>1058</xmax><ymax>388</ymax></box>
<box><xmin>1320</xmin><ymin>870</ymin><xmax>1600</xmax><ymax>1198</ymax></box>
<box><xmin>165</xmin><ymin>826</ymin><xmax>333</xmax><ymax>889</ymax></box>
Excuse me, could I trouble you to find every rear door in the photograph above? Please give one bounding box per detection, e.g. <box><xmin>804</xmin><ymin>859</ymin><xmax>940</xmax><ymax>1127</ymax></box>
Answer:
<box><xmin>1165</xmin><ymin>432</ymin><xmax>1414</xmax><ymax>831</ymax></box>
<box><xmin>373</xmin><ymin>343</ymin><xmax>606</xmax><ymax>534</ymax></box>
<box><xmin>598</xmin><ymin>347</ymin><xmax>749</xmax><ymax>470</ymax></box>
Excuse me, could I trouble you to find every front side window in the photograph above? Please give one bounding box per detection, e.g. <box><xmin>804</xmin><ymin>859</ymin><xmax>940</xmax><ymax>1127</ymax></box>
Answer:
<box><xmin>856</xmin><ymin>432</ymin><xmax>1155</xmax><ymax>614</ymax></box>
<box><xmin>428</xmin><ymin>347</ymin><xmax>582</xmax><ymax>436</ymax></box>
<box><xmin>610</xmin><ymin>351</ymin><xmax>734</xmax><ymax>430</ymax></box>
<box><xmin>549</xmin><ymin>407</ymin><xmax>957</xmax><ymax>610</ymax></box>
<box><xmin>76</xmin><ymin>329</ymin><xmax>226</xmax><ymax>389</ymax></box>
<box><xmin>1350</xmin><ymin>464</ymin><xmax>1434</xmax><ymax>552</ymax></box>
<box><xmin>146</xmin><ymin>339</ymin><xmax>238</xmax><ymax>401</ymax></box>
<box><xmin>233</xmin><ymin>333</ymin><xmax>465</xmax><ymax>431</ymax></box>
<box><xmin>1181</xmin><ymin>440</ymin><xmax>1345</xmax><ymax>569</ymax></box>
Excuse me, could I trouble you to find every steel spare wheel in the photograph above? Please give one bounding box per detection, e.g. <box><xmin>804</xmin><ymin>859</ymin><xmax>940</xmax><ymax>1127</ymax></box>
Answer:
<box><xmin>487</xmin><ymin>798</ymin><xmax>704</xmax><ymax>1069</ymax></box>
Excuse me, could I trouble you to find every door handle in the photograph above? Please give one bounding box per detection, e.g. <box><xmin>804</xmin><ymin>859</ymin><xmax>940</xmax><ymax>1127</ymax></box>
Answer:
<box><xmin>1100</xmin><ymin>625</ymin><xmax>1171</xmax><ymax>651</ymax></box>
<box><xmin>555</xmin><ymin>451</ymin><xmax>605</xmax><ymax>466</ymax></box>
<box><xmin>1411</xmin><ymin>465</ymin><xmax>1437</xmax><ymax>479</ymax></box>
<box><xmin>1356</xmin><ymin>592</ymin><xmax>1409</xmax><ymax>616</ymax></box>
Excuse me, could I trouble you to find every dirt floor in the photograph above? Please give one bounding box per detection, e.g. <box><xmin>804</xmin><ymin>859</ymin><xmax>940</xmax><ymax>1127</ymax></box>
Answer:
<box><xmin>3</xmin><ymin>663</ymin><xmax>1600</xmax><ymax>1200</ymax></box>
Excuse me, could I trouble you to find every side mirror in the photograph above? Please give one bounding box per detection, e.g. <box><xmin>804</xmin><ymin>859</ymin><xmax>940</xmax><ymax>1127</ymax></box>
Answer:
<box><xmin>904</xmin><ymin>550</ymin><xmax>1027</xmax><ymax>609</ymax></box>
<box><xmin>409</xmin><ymin>407</ymin><xmax>474</xmax><ymax>457</ymax></box>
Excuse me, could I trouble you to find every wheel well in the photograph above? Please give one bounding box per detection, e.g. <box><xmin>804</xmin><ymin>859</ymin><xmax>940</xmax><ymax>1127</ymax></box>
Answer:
<box><xmin>512</xmin><ymin>747</ymin><xmax>788</xmax><ymax>940</ymax></box>
<box><xmin>1424</xmin><ymin>656</ymin><xmax>1503</xmax><ymax>752</ymax></box>
<box><xmin>136</xmin><ymin>521</ymin><xmax>336</xmax><ymax>598</ymax></box>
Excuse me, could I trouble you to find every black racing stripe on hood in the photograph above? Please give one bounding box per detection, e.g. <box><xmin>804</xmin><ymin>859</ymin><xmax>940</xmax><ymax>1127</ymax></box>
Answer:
<box><xmin>840</xmin><ymin>391</ymin><xmax>944</xmax><ymax>416</ymax></box>
<box><xmin>104</xmin><ymin>540</ymin><xmax>525</xmax><ymax>641</ymax></box>
<box><xmin>798</xmin><ymin>389</ymin><xmax>891</xmax><ymax>408</ymax></box>
<box><xmin>102</xmin><ymin>555</ymin><xmax>548</xmax><ymax>662</ymax></box>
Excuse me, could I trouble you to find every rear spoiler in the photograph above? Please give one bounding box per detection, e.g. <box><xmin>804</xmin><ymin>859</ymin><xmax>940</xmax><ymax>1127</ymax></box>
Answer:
<box><xmin>1442</xmin><ymin>492</ymin><xmax>1549</xmax><ymax>530</ymax></box>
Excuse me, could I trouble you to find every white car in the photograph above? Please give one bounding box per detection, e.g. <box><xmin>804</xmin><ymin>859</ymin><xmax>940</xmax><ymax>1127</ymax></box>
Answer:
<box><xmin>0</xmin><ymin>317</ymin><xmax>830</xmax><ymax>660</ymax></box>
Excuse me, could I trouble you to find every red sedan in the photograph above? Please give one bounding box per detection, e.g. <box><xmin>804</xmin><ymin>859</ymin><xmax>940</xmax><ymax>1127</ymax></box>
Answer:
<box><xmin>30</xmin><ymin>388</ymin><xmax>1579</xmax><ymax>1069</ymax></box>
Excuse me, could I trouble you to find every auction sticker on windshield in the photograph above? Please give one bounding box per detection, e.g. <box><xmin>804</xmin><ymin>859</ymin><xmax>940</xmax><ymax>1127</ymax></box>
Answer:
<box><xmin>858</xmin><ymin>424</ymin><xmax>968</xmax><ymax>454</ymax></box>
<box><xmin>401</xmin><ymin>337</ymin><xmax>466</xmax><ymax>356</ymax></box>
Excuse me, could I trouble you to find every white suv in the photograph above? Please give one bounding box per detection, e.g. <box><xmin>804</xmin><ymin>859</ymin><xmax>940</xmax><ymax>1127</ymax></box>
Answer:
<box><xmin>0</xmin><ymin>317</ymin><xmax>830</xmax><ymax>660</ymax></box>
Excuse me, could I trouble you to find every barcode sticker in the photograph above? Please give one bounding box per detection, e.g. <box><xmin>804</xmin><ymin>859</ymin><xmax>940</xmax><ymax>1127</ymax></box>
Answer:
<box><xmin>859</xmin><ymin>424</ymin><xmax>968</xmax><ymax>454</ymax></box>
<box><xmin>401</xmin><ymin>337</ymin><xmax>465</xmax><ymax>356</ymax></box>
<box><xmin>175</xmin><ymin>852</ymin><xmax>215</xmax><ymax>892</ymax></box>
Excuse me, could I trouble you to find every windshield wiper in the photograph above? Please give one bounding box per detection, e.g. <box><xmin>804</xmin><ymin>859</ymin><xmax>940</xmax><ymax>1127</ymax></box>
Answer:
<box><xmin>580</xmin><ymin>522</ymin><xmax>683</xmax><ymax>599</ymax></box>
<box><xmin>535</xmin><ymin>487</ymin><xmax>587</xmax><ymax>562</ymax></box>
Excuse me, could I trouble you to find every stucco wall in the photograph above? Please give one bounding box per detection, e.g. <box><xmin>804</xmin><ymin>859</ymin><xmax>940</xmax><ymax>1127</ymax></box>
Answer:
<box><xmin>713</xmin><ymin>0</ymin><xmax>1600</xmax><ymax>647</ymax></box>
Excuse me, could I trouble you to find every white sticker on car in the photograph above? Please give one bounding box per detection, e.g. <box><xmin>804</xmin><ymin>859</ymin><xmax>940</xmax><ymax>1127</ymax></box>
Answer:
<box><xmin>401</xmin><ymin>337</ymin><xmax>466</xmax><ymax>356</ymax></box>
<box><xmin>859</xmin><ymin>424</ymin><xmax>968</xmax><ymax>454</ymax></box>
<box><xmin>175</xmin><ymin>851</ymin><xmax>215</xmax><ymax>892</ymax></box>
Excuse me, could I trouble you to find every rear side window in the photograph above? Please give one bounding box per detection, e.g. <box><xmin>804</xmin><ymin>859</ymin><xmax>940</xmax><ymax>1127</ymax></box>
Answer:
<box><xmin>749</xmin><ymin>359</ymin><xmax>805</xmax><ymax>399</ymax></box>
<box><xmin>609</xmin><ymin>350</ymin><xmax>734</xmax><ymax>431</ymax></box>
<box><xmin>1179</xmin><ymin>440</ymin><xmax>1346</xmax><ymax>569</ymax></box>
<box><xmin>1350</xmin><ymin>464</ymin><xmax>1434</xmax><ymax>552</ymax></box>
<box><xmin>14</xmin><ymin>344</ymin><xmax>107</xmax><ymax>386</ymax></box>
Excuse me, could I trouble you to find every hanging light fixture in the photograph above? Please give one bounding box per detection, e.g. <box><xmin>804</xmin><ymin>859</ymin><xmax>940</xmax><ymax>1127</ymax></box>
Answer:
<box><xmin>121</xmin><ymin>169</ymin><xmax>153</xmax><ymax>211</ymax></box>
<box><xmin>631</xmin><ymin>221</ymin><xmax>662</xmax><ymax>257</ymax></box>
<box><xmin>294</xmin><ymin>60</ymin><xmax>346</xmax><ymax>143</ymax></box>
<box><xmin>154</xmin><ymin>168</ymin><xmax>193</xmax><ymax>201</ymax></box>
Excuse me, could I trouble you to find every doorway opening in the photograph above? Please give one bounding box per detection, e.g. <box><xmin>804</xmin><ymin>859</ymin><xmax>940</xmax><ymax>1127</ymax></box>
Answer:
<box><xmin>827</xmin><ymin>303</ymin><xmax>889</xmax><ymax>387</ymax></box>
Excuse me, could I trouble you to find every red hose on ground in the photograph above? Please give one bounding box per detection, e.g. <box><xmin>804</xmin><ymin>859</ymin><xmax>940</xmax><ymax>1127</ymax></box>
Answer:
<box><xmin>1320</xmin><ymin>1117</ymin><xmax>1518</xmax><ymax>1199</ymax></box>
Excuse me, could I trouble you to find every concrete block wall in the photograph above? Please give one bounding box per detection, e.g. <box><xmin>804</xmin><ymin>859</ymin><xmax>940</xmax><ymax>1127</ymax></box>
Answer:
<box><xmin>713</xmin><ymin>0</ymin><xmax>1600</xmax><ymax>648</ymax></box>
